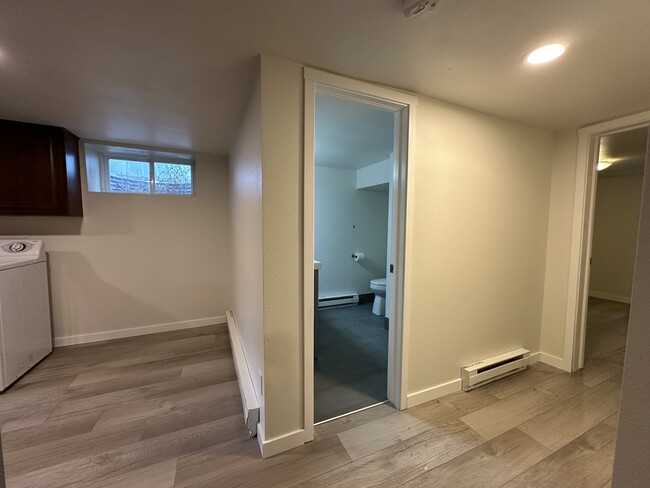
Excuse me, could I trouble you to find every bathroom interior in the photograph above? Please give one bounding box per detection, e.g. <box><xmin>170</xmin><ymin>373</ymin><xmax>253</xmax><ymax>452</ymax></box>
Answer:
<box><xmin>314</xmin><ymin>92</ymin><xmax>396</xmax><ymax>422</ymax></box>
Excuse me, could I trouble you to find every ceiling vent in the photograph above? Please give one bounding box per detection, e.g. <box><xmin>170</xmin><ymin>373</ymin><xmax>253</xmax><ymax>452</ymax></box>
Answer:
<box><xmin>402</xmin><ymin>0</ymin><xmax>439</xmax><ymax>18</ymax></box>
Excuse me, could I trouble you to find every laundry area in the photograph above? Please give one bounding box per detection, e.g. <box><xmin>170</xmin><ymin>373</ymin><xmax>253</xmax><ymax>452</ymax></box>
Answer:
<box><xmin>0</xmin><ymin>239</ymin><xmax>52</xmax><ymax>392</ymax></box>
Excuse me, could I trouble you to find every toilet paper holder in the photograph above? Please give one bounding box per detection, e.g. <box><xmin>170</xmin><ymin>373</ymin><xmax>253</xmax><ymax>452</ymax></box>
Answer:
<box><xmin>351</xmin><ymin>252</ymin><xmax>365</xmax><ymax>262</ymax></box>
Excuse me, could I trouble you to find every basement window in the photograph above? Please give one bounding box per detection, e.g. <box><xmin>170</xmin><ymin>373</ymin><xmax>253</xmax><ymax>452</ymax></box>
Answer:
<box><xmin>84</xmin><ymin>143</ymin><xmax>195</xmax><ymax>196</ymax></box>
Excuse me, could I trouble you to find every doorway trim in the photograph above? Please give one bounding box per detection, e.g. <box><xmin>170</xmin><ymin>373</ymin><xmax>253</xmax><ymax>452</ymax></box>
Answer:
<box><xmin>564</xmin><ymin>110</ymin><xmax>650</xmax><ymax>372</ymax></box>
<box><xmin>302</xmin><ymin>67</ymin><xmax>417</xmax><ymax>441</ymax></box>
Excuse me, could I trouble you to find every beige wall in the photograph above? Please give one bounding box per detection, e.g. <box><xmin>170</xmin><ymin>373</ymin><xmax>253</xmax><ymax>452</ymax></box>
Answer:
<box><xmin>540</xmin><ymin>130</ymin><xmax>579</xmax><ymax>359</ymax></box>
<box><xmin>259</xmin><ymin>55</ymin><xmax>305</xmax><ymax>439</ymax></box>
<box><xmin>590</xmin><ymin>174</ymin><xmax>644</xmax><ymax>302</ymax></box>
<box><xmin>612</xmin><ymin>151</ymin><xmax>650</xmax><ymax>487</ymax></box>
<box><xmin>406</xmin><ymin>97</ymin><xmax>554</xmax><ymax>393</ymax></box>
<box><xmin>229</xmin><ymin>73</ymin><xmax>265</xmax><ymax>415</ymax></box>
<box><xmin>0</xmin><ymin>150</ymin><xmax>231</xmax><ymax>341</ymax></box>
<box><xmin>256</xmin><ymin>55</ymin><xmax>556</xmax><ymax>443</ymax></box>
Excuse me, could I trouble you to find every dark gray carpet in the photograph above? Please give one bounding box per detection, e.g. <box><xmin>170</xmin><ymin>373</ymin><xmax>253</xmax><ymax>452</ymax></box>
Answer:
<box><xmin>315</xmin><ymin>303</ymin><xmax>388</xmax><ymax>422</ymax></box>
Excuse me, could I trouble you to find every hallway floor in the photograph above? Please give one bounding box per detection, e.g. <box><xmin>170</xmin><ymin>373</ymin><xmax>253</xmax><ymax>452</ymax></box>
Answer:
<box><xmin>314</xmin><ymin>303</ymin><xmax>388</xmax><ymax>422</ymax></box>
<box><xmin>0</xmin><ymin>298</ymin><xmax>628</xmax><ymax>487</ymax></box>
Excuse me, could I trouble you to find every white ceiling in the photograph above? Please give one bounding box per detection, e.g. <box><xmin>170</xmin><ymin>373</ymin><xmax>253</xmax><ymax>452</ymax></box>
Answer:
<box><xmin>315</xmin><ymin>94</ymin><xmax>394</xmax><ymax>169</ymax></box>
<box><xmin>0</xmin><ymin>0</ymin><xmax>649</xmax><ymax>155</ymax></box>
<box><xmin>598</xmin><ymin>126</ymin><xmax>648</xmax><ymax>177</ymax></box>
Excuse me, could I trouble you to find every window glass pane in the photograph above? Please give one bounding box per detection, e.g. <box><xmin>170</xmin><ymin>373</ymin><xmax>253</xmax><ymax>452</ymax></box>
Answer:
<box><xmin>154</xmin><ymin>162</ymin><xmax>193</xmax><ymax>195</ymax></box>
<box><xmin>108</xmin><ymin>159</ymin><xmax>150</xmax><ymax>193</ymax></box>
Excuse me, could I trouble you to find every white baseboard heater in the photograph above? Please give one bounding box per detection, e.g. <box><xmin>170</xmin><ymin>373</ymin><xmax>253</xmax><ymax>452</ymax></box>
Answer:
<box><xmin>318</xmin><ymin>293</ymin><xmax>359</xmax><ymax>309</ymax></box>
<box><xmin>461</xmin><ymin>348</ymin><xmax>530</xmax><ymax>391</ymax></box>
<box><xmin>226</xmin><ymin>310</ymin><xmax>260</xmax><ymax>437</ymax></box>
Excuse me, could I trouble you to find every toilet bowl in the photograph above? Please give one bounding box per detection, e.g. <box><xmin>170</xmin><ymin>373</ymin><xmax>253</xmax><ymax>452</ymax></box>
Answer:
<box><xmin>370</xmin><ymin>278</ymin><xmax>387</xmax><ymax>316</ymax></box>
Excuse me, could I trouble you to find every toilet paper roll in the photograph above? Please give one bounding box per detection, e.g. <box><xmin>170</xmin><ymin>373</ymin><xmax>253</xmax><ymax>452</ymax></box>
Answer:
<box><xmin>352</xmin><ymin>252</ymin><xmax>365</xmax><ymax>262</ymax></box>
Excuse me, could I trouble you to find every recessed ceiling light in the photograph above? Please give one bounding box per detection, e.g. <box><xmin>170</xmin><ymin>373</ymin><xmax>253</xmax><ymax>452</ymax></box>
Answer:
<box><xmin>597</xmin><ymin>161</ymin><xmax>613</xmax><ymax>171</ymax></box>
<box><xmin>526</xmin><ymin>44</ymin><xmax>566</xmax><ymax>65</ymax></box>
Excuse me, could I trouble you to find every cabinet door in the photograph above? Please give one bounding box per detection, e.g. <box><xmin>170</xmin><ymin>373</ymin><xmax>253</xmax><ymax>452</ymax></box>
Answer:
<box><xmin>0</xmin><ymin>121</ymin><xmax>68</xmax><ymax>214</ymax></box>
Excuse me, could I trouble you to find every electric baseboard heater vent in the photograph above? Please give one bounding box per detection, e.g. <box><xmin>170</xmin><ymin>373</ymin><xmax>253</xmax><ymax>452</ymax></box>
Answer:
<box><xmin>318</xmin><ymin>293</ymin><xmax>359</xmax><ymax>309</ymax></box>
<box><xmin>461</xmin><ymin>348</ymin><xmax>530</xmax><ymax>391</ymax></box>
<box><xmin>226</xmin><ymin>310</ymin><xmax>260</xmax><ymax>437</ymax></box>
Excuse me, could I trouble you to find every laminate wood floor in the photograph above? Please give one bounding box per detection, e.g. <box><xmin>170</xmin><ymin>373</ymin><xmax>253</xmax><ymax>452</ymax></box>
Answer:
<box><xmin>0</xmin><ymin>298</ymin><xmax>627</xmax><ymax>487</ymax></box>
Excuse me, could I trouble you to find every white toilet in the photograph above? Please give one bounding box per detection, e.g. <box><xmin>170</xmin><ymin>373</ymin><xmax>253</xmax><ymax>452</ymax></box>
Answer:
<box><xmin>370</xmin><ymin>278</ymin><xmax>387</xmax><ymax>316</ymax></box>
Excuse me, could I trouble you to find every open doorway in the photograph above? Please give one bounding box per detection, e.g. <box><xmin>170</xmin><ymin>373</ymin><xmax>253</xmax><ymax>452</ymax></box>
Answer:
<box><xmin>583</xmin><ymin>126</ymin><xmax>648</xmax><ymax>378</ymax></box>
<box><xmin>302</xmin><ymin>68</ymin><xmax>416</xmax><ymax>440</ymax></box>
<box><xmin>313</xmin><ymin>93</ymin><xmax>394</xmax><ymax>422</ymax></box>
<box><xmin>565</xmin><ymin>111</ymin><xmax>650</xmax><ymax>373</ymax></box>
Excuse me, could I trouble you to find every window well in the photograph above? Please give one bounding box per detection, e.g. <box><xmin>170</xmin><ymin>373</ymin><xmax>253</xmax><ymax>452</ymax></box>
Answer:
<box><xmin>84</xmin><ymin>143</ymin><xmax>195</xmax><ymax>196</ymax></box>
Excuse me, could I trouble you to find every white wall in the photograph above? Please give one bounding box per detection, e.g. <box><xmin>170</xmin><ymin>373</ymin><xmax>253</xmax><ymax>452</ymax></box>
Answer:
<box><xmin>315</xmin><ymin>165</ymin><xmax>388</xmax><ymax>298</ymax></box>
<box><xmin>589</xmin><ymin>174</ymin><xmax>644</xmax><ymax>302</ymax></box>
<box><xmin>0</xmin><ymin>149</ymin><xmax>231</xmax><ymax>342</ymax></box>
<box><xmin>85</xmin><ymin>146</ymin><xmax>101</xmax><ymax>192</ymax></box>
<box><xmin>612</xmin><ymin>149</ymin><xmax>650</xmax><ymax>488</ymax></box>
<box><xmin>229</xmin><ymin>74</ymin><xmax>265</xmax><ymax>410</ymax></box>
<box><xmin>356</xmin><ymin>156</ymin><xmax>393</xmax><ymax>316</ymax></box>
<box><xmin>256</xmin><ymin>55</ymin><xmax>555</xmax><ymax>447</ymax></box>
<box><xmin>356</xmin><ymin>158</ymin><xmax>392</xmax><ymax>190</ymax></box>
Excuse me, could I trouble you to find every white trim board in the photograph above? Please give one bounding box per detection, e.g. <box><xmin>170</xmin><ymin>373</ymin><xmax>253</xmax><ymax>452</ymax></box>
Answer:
<box><xmin>304</xmin><ymin>68</ymin><xmax>419</xmax><ymax>108</ymax></box>
<box><xmin>54</xmin><ymin>316</ymin><xmax>227</xmax><ymax>347</ymax></box>
<box><xmin>257</xmin><ymin>428</ymin><xmax>304</xmax><ymax>458</ymax></box>
<box><xmin>302</xmin><ymin>73</ymin><xmax>316</xmax><ymax>443</ymax></box>
<box><xmin>588</xmin><ymin>291</ymin><xmax>631</xmax><ymax>304</ymax></box>
<box><xmin>533</xmin><ymin>351</ymin><xmax>565</xmax><ymax>370</ymax></box>
<box><xmin>303</xmin><ymin>66</ymin><xmax>417</xmax><ymax>444</ymax></box>
<box><xmin>406</xmin><ymin>379</ymin><xmax>461</xmax><ymax>408</ymax></box>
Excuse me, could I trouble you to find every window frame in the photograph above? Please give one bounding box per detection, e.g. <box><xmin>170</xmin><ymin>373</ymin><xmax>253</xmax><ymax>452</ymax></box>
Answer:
<box><xmin>99</xmin><ymin>153</ymin><xmax>195</xmax><ymax>196</ymax></box>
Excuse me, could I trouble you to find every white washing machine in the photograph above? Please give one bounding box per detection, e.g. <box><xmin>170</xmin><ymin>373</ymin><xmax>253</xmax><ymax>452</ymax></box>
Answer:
<box><xmin>0</xmin><ymin>240</ymin><xmax>53</xmax><ymax>391</ymax></box>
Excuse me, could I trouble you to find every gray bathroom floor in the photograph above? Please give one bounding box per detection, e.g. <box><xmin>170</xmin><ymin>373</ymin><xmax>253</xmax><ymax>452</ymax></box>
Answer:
<box><xmin>314</xmin><ymin>303</ymin><xmax>388</xmax><ymax>423</ymax></box>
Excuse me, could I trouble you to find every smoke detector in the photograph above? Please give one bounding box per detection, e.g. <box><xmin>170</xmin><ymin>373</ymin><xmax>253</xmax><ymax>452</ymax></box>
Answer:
<box><xmin>402</xmin><ymin>0</ymin><xmax>439</xmax><ymax>18</ymax></box>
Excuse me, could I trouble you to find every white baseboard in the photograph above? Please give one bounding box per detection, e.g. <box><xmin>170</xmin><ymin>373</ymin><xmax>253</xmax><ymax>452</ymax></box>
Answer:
<box><xmin>54</xmin><ymin>316</ymin><xmax>227</xmax><ymax>347</ymax></box>
<box><xmin>530</xmin><ymin>351</ymin><xmax>565</xmax><ymax>371</ymax></box>
<box><xmin>257</xmin><ymin>427</ymin><xmax>304</xmax><ymax>458</ymax></box>
<box><xmin>539</xmin><ymin>352</ymin><xmax>566</xmax><ymax>370</ymax></box>
<box><xmin>406</xmin><ymin>379</ymin><xmax>462</xmax><ymax>408</ymax></box>
<box><xmin>588</xmin><ymin>291</ymin><xmax>631</xmax><ymax>304</ymax></box>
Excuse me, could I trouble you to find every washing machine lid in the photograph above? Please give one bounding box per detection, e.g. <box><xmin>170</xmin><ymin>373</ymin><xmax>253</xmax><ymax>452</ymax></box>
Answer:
<box><xmin>0</xmin><ymin>240</ymin><xmax>45</xmax><ymax>270</ymax></box>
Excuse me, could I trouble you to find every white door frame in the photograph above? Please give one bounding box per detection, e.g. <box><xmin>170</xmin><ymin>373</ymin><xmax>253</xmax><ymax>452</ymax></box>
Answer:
<box><xmin>564</xmin><ymin>110</ymin><xmax>650</xmax><ymax>372</ymax></box>
<box><xmin>302</xmin><ymin>67</ymin><xmax>417</xmax><ymax>441</ymax></box>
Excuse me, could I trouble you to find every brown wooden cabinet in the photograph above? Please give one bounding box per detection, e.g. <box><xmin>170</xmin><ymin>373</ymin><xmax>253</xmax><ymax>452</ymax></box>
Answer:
<box><xmin>0</xmin><ymin>119</ymin><xmax>83</xmax><ymax>216</ymax></box>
